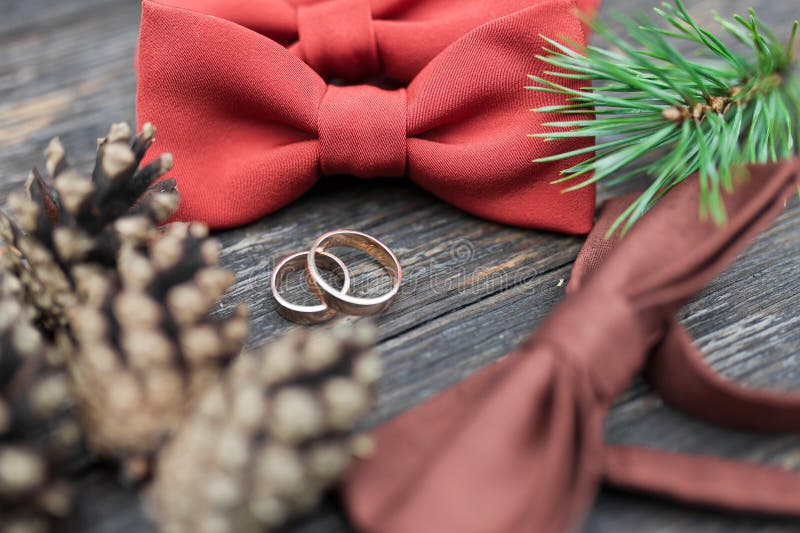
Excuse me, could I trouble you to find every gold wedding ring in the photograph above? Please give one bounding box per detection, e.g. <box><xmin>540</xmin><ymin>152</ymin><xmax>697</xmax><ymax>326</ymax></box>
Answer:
<box><xmin>271</xmin><ymin>230</ymin><xmax>402</xmax><ymax>323</ymax></box>
<box><xmin>271</xmin><ymin>250</ymin><xmax>351</xmax><ymax>325</ymax></box>
<box><xmin>307</xmin><ymin>230</ymin><xmax>402</xmax><ymax>316</ymax></box>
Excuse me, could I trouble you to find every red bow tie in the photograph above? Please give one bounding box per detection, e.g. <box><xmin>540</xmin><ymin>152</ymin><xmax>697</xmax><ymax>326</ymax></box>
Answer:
<box><xmin>137</xmin><ymin>0</ymin><xmax>596</xmax><ymax>233</ymax></box>
<box><xmin>150</xmin><ymin>0</ymin><xmax>599</xmax><ymax>83</ymax></box>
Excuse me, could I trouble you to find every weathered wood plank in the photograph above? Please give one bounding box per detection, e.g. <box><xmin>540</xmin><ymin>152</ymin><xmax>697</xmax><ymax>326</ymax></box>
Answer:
<box><xmin>0</xmin><ymin>0</ymin><xmax>121</xmax><ymax>37</ymax></box>
<box><xmin>0</xmin><ymin>0</ymin><xmax>797</xmax><ymax>532</ymax></box>
<box><xmin>0</xmin><ymin>0</ymin><xmax>138</xmax><ymax>191</ymax></box>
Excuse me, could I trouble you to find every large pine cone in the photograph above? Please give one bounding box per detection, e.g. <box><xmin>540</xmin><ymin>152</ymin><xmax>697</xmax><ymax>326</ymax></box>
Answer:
<box><xmin>148</xmin><ymin>320</ymin><xmax>381</xmax><ymax>533</ymax></box>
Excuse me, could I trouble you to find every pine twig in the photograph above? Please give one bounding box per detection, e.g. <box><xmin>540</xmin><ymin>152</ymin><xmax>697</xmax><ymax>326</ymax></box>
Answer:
<box><xmin>528</xmin><ymin>0</ymin><xmax>800</xmax><ymax>235</ymax></box>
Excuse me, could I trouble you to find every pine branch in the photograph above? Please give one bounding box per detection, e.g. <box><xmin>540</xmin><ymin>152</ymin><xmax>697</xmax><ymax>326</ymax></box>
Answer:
<box><xmin>528</xmin><ymin>0</ymin><xmax>799</xmax><ymax>235</ymax></box>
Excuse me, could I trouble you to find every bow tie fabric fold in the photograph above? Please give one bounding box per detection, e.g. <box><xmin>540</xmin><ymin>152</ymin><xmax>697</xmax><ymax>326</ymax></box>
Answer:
<box><xmin>341</xmin><ymin>159</ymin><xmax>800</xmax><ymax>533</ymax></box>
<box><xmin>149</xmin><ymin>0</ymin><xmax>600</xmax><ymax>83</ymax></box>
<box><xmin>137</xmin><ymin>0</ymin><xmax>596</xmax><ymax>233</ymax></box>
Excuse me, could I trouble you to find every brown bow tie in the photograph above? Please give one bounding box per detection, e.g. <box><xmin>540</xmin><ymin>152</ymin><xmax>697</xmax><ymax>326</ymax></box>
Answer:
<box><xmin>341</xmin><ymin>159</ymin><xmax>800</xmax><ymax>533</ymax></box>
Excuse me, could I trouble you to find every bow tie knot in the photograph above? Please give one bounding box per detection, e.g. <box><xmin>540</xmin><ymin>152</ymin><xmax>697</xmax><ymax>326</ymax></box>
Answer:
<box><xmin>536</xmin><ymin>287</ymin><xmax>660</xmax><ymax>402</ymax></box>
<box><xmin>319</xmin><ymin>85</ymin><xmax>408</xmax><ymax>178</ymax></box>
<box><xmin>298</xmin><ymin>0</ymin><xmax>379</xmax><ymax>81</ymax></box>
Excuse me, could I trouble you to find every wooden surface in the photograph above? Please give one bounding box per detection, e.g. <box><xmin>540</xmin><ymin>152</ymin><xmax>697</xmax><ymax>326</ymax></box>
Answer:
<box><xmin>1</xmin><ymin>0</ymin><xmax>798</xmax><ymax>531</ymax></box>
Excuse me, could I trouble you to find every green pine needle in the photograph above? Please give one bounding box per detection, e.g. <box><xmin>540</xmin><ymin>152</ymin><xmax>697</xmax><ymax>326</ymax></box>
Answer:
<box><xmin>528</xmin><ymin>0</ymin><xmax>799</xmax><ymax>236</ymax></box>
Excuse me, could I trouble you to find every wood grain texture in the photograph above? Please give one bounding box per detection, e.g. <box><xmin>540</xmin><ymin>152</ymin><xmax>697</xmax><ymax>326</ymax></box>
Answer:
<box><xmin>0</xmin><ymin>0</ymin><xmax>798</xmax><ymax>531</ymax></box>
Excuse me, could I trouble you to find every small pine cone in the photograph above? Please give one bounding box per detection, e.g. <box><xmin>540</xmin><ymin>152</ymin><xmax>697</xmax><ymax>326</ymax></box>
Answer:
<box><xmin>1</xmin><ymin>122</ymin><xmax>178</xmax><ymax>332</ymax></box>
<box><xmin>0</xmin><ymin>262</ymin><xmax>78</xmax><ymax>532</ymax></box>
<box><xmin>67</xmin><ymin>223</ymin><xmax>249</xmax><ymax>477</ymax></box>
<box><xmin>147</xmin><ymin>320</ymin><xmax>381</xmax><ymax>533</ymax></box>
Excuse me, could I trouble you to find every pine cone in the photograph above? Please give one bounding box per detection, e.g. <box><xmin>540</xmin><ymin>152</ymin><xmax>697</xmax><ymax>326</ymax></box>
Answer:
<box><xmin>67</xmin><ymin>223</ymin><xmax>249</xmax><ymax>478</ymax></box>
<box><xmin>0</xmin><ymin>122</ymin><xmax>178</xmax><ymax>332</ymax></box>
<box><xmin>0</xmin><ymin>256</ymin><xmax>78</xmax><ymax>533</ymax></box>
<box><xmin>147</xmin><ymin>320</ymin><xmax>381</xmax><ymax>533</ymax></box>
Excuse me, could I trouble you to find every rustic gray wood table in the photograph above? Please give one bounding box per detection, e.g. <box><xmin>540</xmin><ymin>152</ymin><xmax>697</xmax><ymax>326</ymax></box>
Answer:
<box><xmin>1</xmin><ymin>0</ymin><xmax>798</xmax><ymax>531</ymax></box>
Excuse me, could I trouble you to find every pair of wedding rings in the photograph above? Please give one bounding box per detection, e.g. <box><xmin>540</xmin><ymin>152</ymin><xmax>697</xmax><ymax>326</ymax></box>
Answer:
<box><xmin>271</xmin><ymin>230</ymin><xmax>402</xmax><ymax>324</ymax></box>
